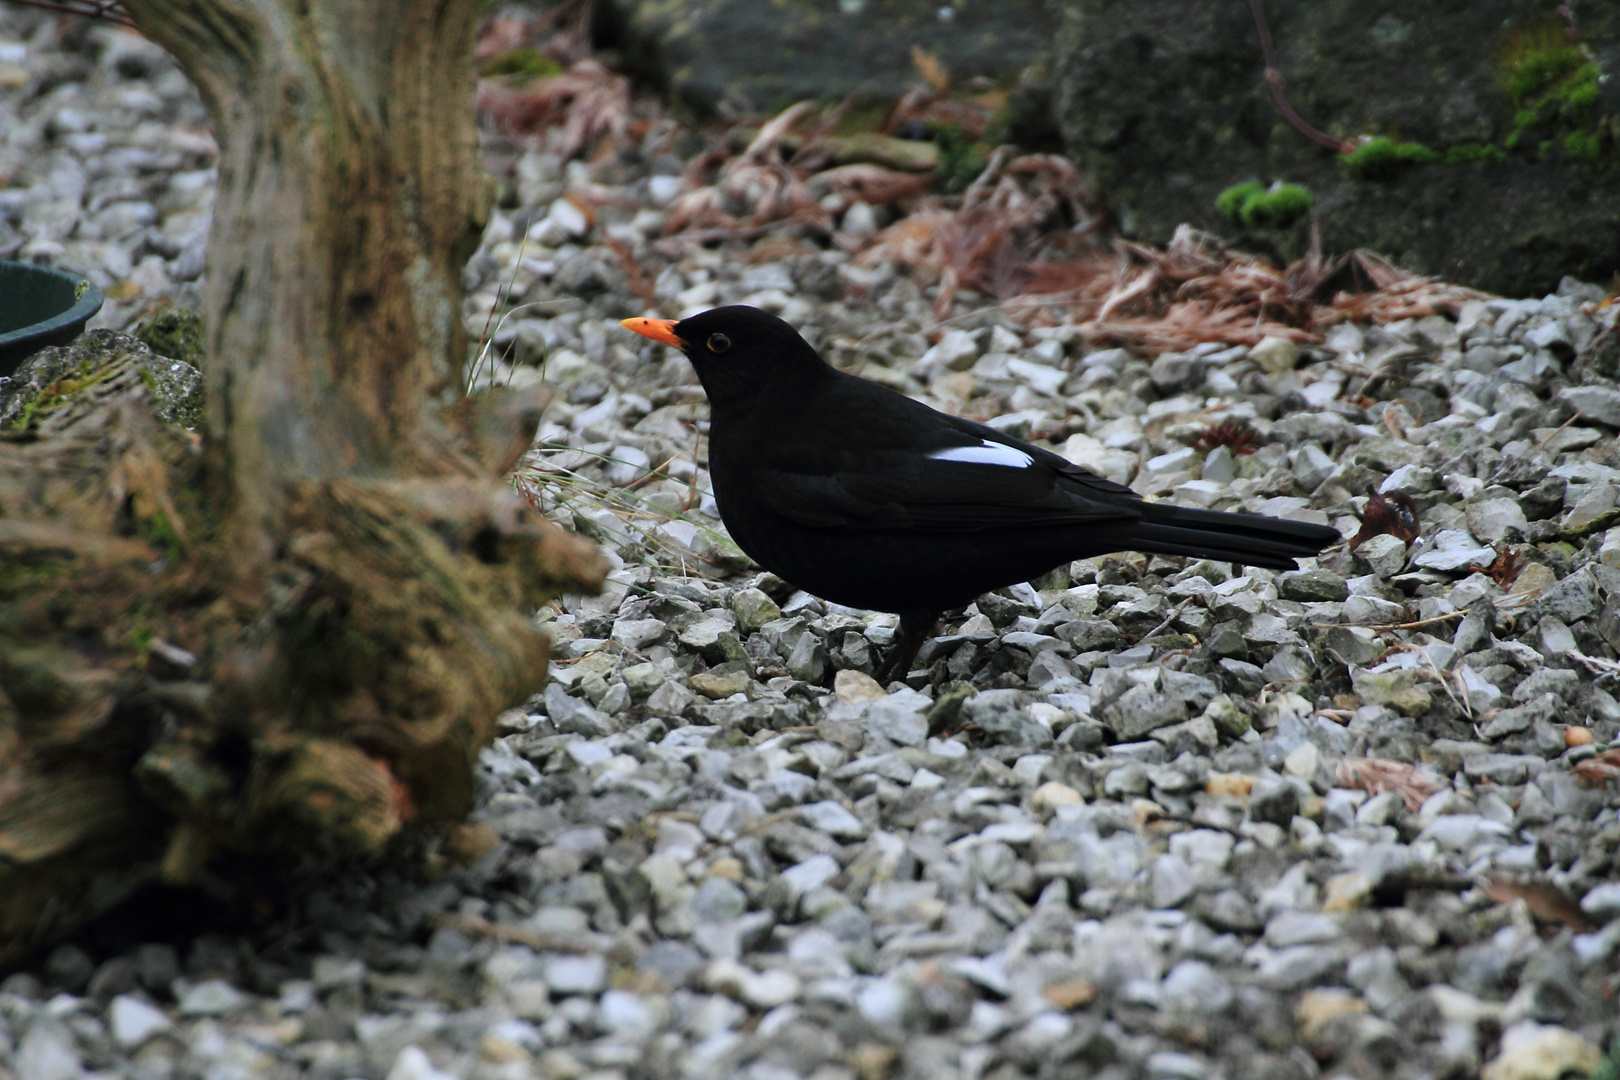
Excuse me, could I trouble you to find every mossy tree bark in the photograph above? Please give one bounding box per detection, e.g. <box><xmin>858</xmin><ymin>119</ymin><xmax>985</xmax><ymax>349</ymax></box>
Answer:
<box><xmin>0</xmin><ymin>0</ymin><xmax>606</xmax><ymax>968</ymax></box>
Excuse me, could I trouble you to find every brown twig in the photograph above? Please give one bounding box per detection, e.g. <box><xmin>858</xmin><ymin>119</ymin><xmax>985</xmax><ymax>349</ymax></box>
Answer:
<box><xmin>1247</xmin><ymin>0</ymin><xmax>1349</xmax><ymax>153</ymax></box>
<box><xmin>428</xmin><ymin>912</ymin><xmax>595</xmax><ymax>954</ymax></box>
<box><xmin>1312</xmin><ymin>609</ymin><xmax>1460</xmax><ymax>632</ymax></box>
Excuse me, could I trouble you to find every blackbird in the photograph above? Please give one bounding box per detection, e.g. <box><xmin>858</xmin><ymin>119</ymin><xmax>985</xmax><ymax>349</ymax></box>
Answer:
<box><xmin>622</xmin><ymin>306</ymin><xmax>1340</xmax><ymax>681</ymax></box>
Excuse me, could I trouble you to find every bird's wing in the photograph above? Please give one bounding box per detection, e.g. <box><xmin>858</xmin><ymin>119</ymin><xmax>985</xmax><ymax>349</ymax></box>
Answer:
<box><xmin>756</xmin><ymin>422</ymin><xmax>1144</xmax><ymax>533</ymax></box>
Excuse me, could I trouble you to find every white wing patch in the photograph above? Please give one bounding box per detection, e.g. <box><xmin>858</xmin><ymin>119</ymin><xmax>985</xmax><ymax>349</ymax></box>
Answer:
<box><xmin>927</xmin><ymin>441</ymin><xmax>1035</xmax><ymax>469</ymax></box>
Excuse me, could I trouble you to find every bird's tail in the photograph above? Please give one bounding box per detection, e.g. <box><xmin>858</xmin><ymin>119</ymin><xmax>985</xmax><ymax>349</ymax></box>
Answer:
<box><xmin>1121</xmin><ymin>504</ymin><xmax>1342</xmax><ymax>571</ymax></box>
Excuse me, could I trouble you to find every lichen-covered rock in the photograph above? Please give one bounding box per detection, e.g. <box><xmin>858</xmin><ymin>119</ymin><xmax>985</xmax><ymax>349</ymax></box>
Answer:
<box><xmin>0</xmin><ymin>329</ymin><xmax>204</xmax><ymax>431</ymax></box>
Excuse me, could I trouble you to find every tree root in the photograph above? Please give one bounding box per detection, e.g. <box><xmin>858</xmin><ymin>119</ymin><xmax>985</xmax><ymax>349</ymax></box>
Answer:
<box><xmin>0</xmin><ymin>335</ymin><xmax>606</xmax><ymax>967</ymax></box>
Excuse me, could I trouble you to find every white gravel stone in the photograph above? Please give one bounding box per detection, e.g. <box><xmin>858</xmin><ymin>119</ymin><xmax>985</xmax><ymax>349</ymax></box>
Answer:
<box><xmin>176</xmin><ymin>980</ymin><xmax>249</xmax><ymax>1017</ymax></box>
<box><xmin>544</xmin><ymin>954</ymin><xmax>608</xmax><ymax>995</ymax></box>
<box><xmin>108</xmin><ymin>995</ymin><xmax>171</xmax><ymax>1048</ymax></box>
<box><xmin>1579</xmin><ymin>882</ymin><xmax>1620</xmax><ymax>919</ymax></box>
<box><xmin>386</xmin><ymin>1046</ymin><xmax>459</xmax><ymax>1080</ymax></box>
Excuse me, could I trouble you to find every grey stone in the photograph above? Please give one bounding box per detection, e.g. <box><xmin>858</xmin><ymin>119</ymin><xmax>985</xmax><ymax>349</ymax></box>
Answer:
<box><xmin>1253</xmin><ymin>945</ymin><xmax>1343</xmax><ymax>990</ymax></box>
<box><xmin>963</xmin><ymin>689</ymin><xmax>1053</xmax><ymax>747</ymax></box>
<box><xmin>1247</xmin><ymin>776</ymin><xmax>1300</xmax><ymax>827</ymax></box>
<box><xmin>678</xmin><ymin>614</ymin><xmax>738</xmax><ymax>659</ymax></box>
<box><xmin>612</xmin><ymin>617</ymin><xmax>668</xmax><ymax>650</ymax></box>
<box><xmin>1538</xmin><ymin>769</ymin><xmax>1606</xmax><ymax>820</ymax></box>
<box><xmin>1466</xmin><ymin>497</ymin><xmax>1529</xmax><ymax>543</ymax></box>
<box><xmin>1357</xmin><ymin>533</ymin><xmax>1409</xmax><ymax>577</ymax></box>
<box><xmin>1292</xmin><ymin>443</ymin><xmax>1335</xmax><ymax>491</ymax></box>
<box><xmin>798</xmin><ymin>800</ymin><xmax>867</xmax><ymax>839</ymax></box>
<box><xmin>1150</xmin><ymin>854</ymin><xmax>1198</xmax><ymax>908</ymax></box>
<box><xmin>1277</xmin><ymin>569</ymin><xmax>1348</xmax><ymax>602</ymax></box>
<box><xmin>1411</xmin><ymin>530</ymin><xmax>1495</xmax><ymax>572</ymax></box>
<box><xmin>1511</xmin><ymin>668</ymin><xmax>1580</xmax><ymax>704</ymax></box>
<box><xmin>1326</xmin><ymin>624</ymin><xmax>1383</xmax><ymax>666</ymax></box>
<box><xmin>1193</xmin><ymin>889</ymin><xmax>1263</xmax><ymax>934</ymax></box>
<box><xmin>1161</xmin><ymin>959</ymin><xmax>1235</xmax><ymax>1015</ymax></box>
<box><xmin>1347</xmin><ymin>948</ymin><xmax>1412</xmax><ymax>1013</ymax></box>
<box><xmin>1534</xmin><ymin>616</ymin><xmax>1577</xmax><ymax>658</ymax></box>
<box><xmin>864</xmin><ymin>692</ymin><xmax>930</xmax><ymax>747</ymax></box>
<box><xmin>731</xmin><ymin>587</ymin><xmax>782</xmax><ymax>632</ymax></box>
<box><xmin>1556</xmin><ymin>384</ymin><xmax>1620</xmax><ymax>426</ymax></box>
<box><xmin>786</xmin><ymin>631</ymin><xmax>827</xmax><ymax>685</ymax></box>
<box><xmin>1103</xmin><ymin>683</ymin><xmax>1190</xmax><ymax>739</ymax></box>
<box><xmin>1056</xmin><ymin>619</ymin><xmax>1123</xmax><ymax>650</ymax></box>
<box><xmin>546</xmin><ymin>683</ymin><xmax>615</xmax><ymax>737</ymax></box>
<box><xmin>1524</xmin><ymin>568</ymin><xmax>1600</xmax><ymax>624</ymax></box>
<box><xmin>691</xmin><ymin>877</ymin><xmax>748</xmax><ymax>924</ymax></box>
<box><xmin>1453</xmin><ymin>603</ymin><xmax>1493</xmax><ymax>655</ymax></box>
<box><xmin>1150</xmin><ymin>351</ymin><xmax>1204</xmax><ymax>393</ymax></box>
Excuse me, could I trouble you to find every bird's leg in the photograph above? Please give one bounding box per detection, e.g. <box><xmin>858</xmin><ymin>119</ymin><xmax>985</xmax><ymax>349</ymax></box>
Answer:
<box><xmin>875</xmin><ymin>610</ymin><xmax>939</xmax><ymax>687</ymax></box>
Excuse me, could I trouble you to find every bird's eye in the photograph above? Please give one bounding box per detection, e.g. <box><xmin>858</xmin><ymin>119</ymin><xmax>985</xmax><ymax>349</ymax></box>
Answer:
<box><xmin>707</xmin><ymin>333</ymin><xmax>731</xmax><ymax>354</ymax></box>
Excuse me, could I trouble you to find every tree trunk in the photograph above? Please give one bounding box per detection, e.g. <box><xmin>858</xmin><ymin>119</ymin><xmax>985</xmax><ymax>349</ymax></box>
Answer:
<box><xmin>0</xmin><ymin>0</ymin><xmax>606</xmax><ymax>968</ymax></box>
<box><xmin>124</xmin><ymin>0</ymin><xmax>496</xmax><ymax>559</ymax></box>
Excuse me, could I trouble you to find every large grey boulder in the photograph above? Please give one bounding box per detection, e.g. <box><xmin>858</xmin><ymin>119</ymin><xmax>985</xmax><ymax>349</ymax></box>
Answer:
<box><xmin>1051</xmin><ymin>0</ymin><xmax>1620</xmax><ymax>296</ymax></box>
<box><xmin>602</xmin><ymin>0</ymin><xmax>1052</xmax><ymax>118</ymax></box>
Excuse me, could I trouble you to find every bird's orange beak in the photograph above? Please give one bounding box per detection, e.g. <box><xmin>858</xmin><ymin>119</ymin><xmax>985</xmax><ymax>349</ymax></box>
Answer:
<box><xmin>620</xmin><ymin>317</ymin><xmax>684</xmax><ymax>349</ymax></box>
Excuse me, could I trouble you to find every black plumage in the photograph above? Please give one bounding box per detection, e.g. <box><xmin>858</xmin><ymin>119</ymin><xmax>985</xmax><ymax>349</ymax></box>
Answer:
<box><xmin>622</xmin><ymin>306</ymin><xmax>1339</xmax><ymax>679</ymax></box>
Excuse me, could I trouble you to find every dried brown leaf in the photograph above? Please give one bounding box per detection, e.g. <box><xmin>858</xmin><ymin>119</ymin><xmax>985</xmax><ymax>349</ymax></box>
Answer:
<box><xmin>1349</xmin><ymin>490</ymin><xmax>1421</xmax><ymax>550</ymax></box>
<box><xmin>1335</xmin><ymin>758</ymin><xmax>1445</xmax><ymax>812</ymax></box>
<box><xmin>476</xmin><ymin>59</ymin><xmax>632</xmax><ymax>160</ymax></box>
<box><xmin>1483</xmin><ymin>881</ymin><xmax>1594</xmax><ymax>932</ymax></box>
<box><xmin>1573</xmin><ymin>749</ymin><xmax>1620</xmax><ymax>788</ymax></box>
<box><xmin>1468</xmin><ymin>548</ymin><xmax>1523</xmax><ymax>588</ymax></box>
<box><xmin>910</xmin><ymin>45</ymin><xmax>951</xmax><ymax>94</ymax></box>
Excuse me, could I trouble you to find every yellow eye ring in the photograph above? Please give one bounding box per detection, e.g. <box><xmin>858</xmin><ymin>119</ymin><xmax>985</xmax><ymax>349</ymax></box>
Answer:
<box><xmin>707</xmin><ymin>333</ymin><xmax>731</xmax><ymax>353</ymax></box>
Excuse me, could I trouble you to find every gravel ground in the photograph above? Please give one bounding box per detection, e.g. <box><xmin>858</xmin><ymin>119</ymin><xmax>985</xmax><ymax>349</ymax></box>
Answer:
<box><xmin>3</xmin><ymin>12</ymin><xmax>1620</xmax><ymax>1080</ymax></box>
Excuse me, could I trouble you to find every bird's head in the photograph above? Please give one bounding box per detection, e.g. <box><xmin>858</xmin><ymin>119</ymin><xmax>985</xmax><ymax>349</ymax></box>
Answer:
<box><xmin>620</xmin><ymin>305</ymin><xmax>830</xmax><ymax>409</ymax></box>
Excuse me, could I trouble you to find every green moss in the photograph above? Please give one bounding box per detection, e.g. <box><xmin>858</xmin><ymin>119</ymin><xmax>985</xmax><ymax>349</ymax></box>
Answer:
<box><xmin>1342</xmin><ymin>137</ymin><xmax>1439</xmax><ymax>181</ymax></box>
<box><xmin>7</xmin><ymin>358</ymin><xmax>106</xmax><ymax>431</ymax></box>
<box><xmin>124</xmin><ymin>621</ymin><xmax>157</xmax><ymax>658</ymax></box>
<box><xmin>1561</xmin><ymin>62</ymin><xmax>1601</xmax><ymax>115</ymax></box>
<box><xmin>1499</xmin><ymin>25</ymin><xmax>1605</xmax><ymax>162</ymax></box>
<box><xmin>0</xmin><ymin>559</ymin><xmax>62</xmax><ymax>598</ymax></box>
<box><xmin>1443</xmin><ymin>142</ymin><xmax>1506</xmax><ymax>165</ymax></box>
<box><xmin>135</xmin><ymin>510</ymin><xmax>184</xmax><ymax>563</ymax></box>
<box><xmin>1566</xmin><ymin>130</ymin><xmax>1601</xmax><ymax>162</ymax></box>
<box><xmin>480</xmin><ymin>47</ymin><xmax>561</xmax><ymax>81</ymax></box>
<box><xmin>1215</xmin><ymin>181</ymin><xmax>1264</xmax><ymax>220</ymax></box>
<box><xmin>930</xmin><ymin>124</ymin><xmax>989</xmax><ymax>193</ymax></box>
<box><xmin>134</xmin><ymin>305</ymin><xmax>205</xmax><ymax>368</ymax></box>
<box><xmin>1504</xmin><ymin>33</ymin><xmax>1587</xmax><ymax>106</ymax></box>
<box><xmin>1246</xmin><ymin>183</ymin><xmax>1312</xmax><ymax>227</ymax></box>
<box><xmin>1216</xmin><ymin>181</ymin><xmax>1312</xmax><ymax>227</ymax></box>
